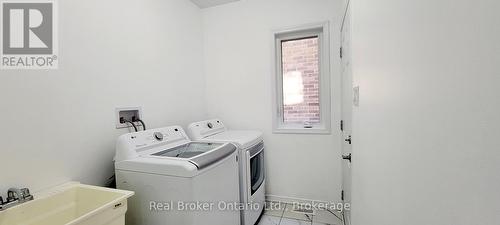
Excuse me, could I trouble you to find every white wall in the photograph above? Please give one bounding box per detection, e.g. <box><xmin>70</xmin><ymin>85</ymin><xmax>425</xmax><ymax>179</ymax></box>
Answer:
<box><xmin>0</xmin><ymin>0</ymin><xmax>206</xmax><ymax>194</ymax></box>
<box><xmin>201</xmin><ymin>0</ymin><xmax>344</xmax><ymax>202</ymax></box>
<box><xmin>350</xmin><ymin>0</ymin><xmax>500</xmax><ymax>224</ymax></box>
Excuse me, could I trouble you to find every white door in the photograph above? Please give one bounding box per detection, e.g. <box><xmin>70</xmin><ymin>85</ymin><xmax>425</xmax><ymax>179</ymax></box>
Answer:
<box><xmin>340</xmin><ymin>2</ymin><xmax>353</xmax><ymax>225</ymax></box>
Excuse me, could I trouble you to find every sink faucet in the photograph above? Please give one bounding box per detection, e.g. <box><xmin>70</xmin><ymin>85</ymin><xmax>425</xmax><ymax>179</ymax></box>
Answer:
<box><xmin>0</xmin><ymin>187</ymin><xmax>34</xmax><ymax>211</ymax></box>
<box><xmin>9</xmin><ymin>188</ymin><xmax>34</xmax><ymax>202</ymax></box>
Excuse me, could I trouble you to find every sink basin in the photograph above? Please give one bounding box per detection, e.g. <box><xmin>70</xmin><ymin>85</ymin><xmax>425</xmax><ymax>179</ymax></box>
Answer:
<box><xmin>0</xmin><ymin>183</ymin><xmax>134</xmax><ymax>225</ymax></box>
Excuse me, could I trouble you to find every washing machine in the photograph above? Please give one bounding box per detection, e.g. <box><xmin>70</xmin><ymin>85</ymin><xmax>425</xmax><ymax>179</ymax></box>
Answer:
<box><xmin>115</xmin><ymin>125</ymin><xmax>240</xmax><ymax>225</ymax></box>
<box><xmin>187</xmin><ymin>119</ymin><xmax>265</xmax><ymax>225</ymax></box>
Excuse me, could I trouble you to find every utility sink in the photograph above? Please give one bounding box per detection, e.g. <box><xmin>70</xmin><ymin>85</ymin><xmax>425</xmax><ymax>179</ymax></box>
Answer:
<box><xmin>0</xmin><ymin>183</ymin><xmax>134</xmax><ymax>225</ymax></box>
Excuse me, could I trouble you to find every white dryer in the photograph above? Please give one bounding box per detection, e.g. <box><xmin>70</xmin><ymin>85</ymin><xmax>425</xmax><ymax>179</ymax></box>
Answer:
<box><xmin>115</xmin><ymin>126</ymin><xmax>240</xmax><ymax>225</ymax></box>
<box><xmin>187</xmin><ymin>119</ymin><xmax>265</xmax><ymax>225</ymax></box>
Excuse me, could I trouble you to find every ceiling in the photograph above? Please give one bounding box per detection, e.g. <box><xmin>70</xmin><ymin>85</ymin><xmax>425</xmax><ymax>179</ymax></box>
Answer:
<box><xmin>190</xmin><ymin>0</ymin><xmax>241</xmax><ymax>9</ymax></box>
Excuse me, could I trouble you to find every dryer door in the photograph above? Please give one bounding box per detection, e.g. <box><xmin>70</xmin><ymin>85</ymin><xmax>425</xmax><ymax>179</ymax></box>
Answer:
<box><xmin>248</xmin><ymin>143</ymin><xmax>265</xmax><ymax>195</ymax></box>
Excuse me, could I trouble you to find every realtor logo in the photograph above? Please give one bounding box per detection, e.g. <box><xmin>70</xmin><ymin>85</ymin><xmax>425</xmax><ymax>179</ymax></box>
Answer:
<box><xmin>1</xmin><ymin>0</ymin><xmax>58</xmax><ymax>69</ymax></box>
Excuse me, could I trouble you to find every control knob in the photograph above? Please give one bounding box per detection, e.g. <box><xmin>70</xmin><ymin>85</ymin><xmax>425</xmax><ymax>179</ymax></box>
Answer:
<box><xmin>153</xmin><ymin>132</ymin><xmax>164</xmax><ymax>141</ymax></box>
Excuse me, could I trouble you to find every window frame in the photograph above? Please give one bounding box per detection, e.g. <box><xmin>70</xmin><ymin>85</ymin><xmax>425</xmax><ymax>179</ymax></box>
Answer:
<box><xmin>271</xmin><ymin>22</ymin><xmax>331</xmax><ymax>134</ymax></box>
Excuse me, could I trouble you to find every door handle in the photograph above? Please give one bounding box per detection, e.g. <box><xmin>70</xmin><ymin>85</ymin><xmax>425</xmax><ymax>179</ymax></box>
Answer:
<box><xmin>344</xmin><ymin>135</ymin><xmax>352</xmax><ymax>144</ymax></box>
<box><xmin>342</xmin><ymin>153</ymin><xmax>352</xmax><ymax>163</ymax></box>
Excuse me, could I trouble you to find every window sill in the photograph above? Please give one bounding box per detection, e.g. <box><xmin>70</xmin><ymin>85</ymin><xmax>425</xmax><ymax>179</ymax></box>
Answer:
<box><xmin>272</xmin><ymin>125</ymin><xmax>331</xmax><ymax>135</ymax></box>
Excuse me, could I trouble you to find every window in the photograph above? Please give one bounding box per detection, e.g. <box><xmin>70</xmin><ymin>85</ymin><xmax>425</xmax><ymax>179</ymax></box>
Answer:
<box><xmin>272</xmin><ymin>22</ymin><xmax>331</xmax><ymax>134</ymax></box>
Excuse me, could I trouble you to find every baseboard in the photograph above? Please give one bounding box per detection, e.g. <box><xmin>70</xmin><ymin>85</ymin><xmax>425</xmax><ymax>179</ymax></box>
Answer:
<box><xmin>265</xmin><ymin>194</ymin><xmax>331</xmax><ymax>205</ymax></box>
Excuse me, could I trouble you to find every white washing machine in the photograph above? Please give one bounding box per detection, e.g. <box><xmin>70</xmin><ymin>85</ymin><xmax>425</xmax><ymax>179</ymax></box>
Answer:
<box><xmin>115</xmin><ymin>125</ymin><xmax>240</xmax><ymax>225</ymax></box>
<box><xmin>187</xmin><ymin>119</ymin><xmax>265</xmax><ymax>225</ymax></box>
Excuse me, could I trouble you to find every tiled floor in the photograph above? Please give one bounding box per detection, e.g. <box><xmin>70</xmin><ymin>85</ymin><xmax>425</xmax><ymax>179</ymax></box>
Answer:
<box><xmin>258</xmin><ymin>202</ymin><xmax>343</xmax><ymax>225</ymax></box>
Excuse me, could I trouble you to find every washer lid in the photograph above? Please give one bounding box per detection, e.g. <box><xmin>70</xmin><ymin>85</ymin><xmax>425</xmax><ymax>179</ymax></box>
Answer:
<box><xmin>152</xmin><ymin>142</ymin><xmax>224</xmax><ymax>158</ymax></box>
<box><xmin>204</xmin><ymin>130</ymin><xmax>263</xmax><ymax>149</ymax></box>
<box><xmin>115</xmin><ymin>142</ymin><xmax>237</xmax><ymax>177</ymax></box>
<box><xmin>151</xmin><ymin>142</ymin><xmax>236</xmax><ymax>169</ymax></box>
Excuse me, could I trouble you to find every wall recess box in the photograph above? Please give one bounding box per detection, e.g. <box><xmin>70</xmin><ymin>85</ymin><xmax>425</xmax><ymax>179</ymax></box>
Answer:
<box><xmin>115</xmin><ymin>107</ymin><xmax>143</xmax><ymax>129</ymax></box>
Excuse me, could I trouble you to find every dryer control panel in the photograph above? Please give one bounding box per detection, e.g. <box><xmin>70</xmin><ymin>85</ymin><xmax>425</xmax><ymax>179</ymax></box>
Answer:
<box><xmin>187</xmin><ymin>119</ymin><xmax>226</xmax><ymax>140</ymax></box>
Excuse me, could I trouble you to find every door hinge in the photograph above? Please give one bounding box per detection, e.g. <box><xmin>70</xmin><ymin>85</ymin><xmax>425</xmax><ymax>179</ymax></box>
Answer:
<box><xmin>345</xmin><ymin>135</ymin><xmax>352</xmax><ymax>145</ymax></box>
<box><xmin>340</xmin><ymin>47</ymin><xmax>343</xmax><ymax>58</ymax></box>
<box><xmin>341</xmin><ymin>190</ymin><xmax>344</xmax><ymax>201</ymax></box>
<box><xmin>340</xmin><ymin>120</ymin><xmax>344</xmax><ymax>131</ymax></box>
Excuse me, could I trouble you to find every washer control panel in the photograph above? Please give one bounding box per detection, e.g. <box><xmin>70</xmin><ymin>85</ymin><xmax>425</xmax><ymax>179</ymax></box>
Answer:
<box><xmin>115</xmin><ymin>125</ymin><xmax>191</xmax><ymax>162</ymax></box>
<box><xmin>126</xmin><ymin>126</ymin><xmax>188</xmax><ymax>150</ymax></box>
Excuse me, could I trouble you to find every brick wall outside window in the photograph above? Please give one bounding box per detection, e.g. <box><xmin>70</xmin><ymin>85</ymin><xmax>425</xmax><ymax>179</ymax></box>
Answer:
<box><xmin>281</xmin><ymin>37</ymin><xmax>320</xmax><ymax>124</ymax></box>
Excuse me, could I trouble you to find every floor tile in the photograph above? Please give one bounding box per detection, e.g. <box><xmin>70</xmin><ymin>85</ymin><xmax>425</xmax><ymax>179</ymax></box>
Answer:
<box><xmin>258</xmin><ymin>215</ymin><xmax>281</xmax><ymax>225</ymax></box>
<box><xmin>264</xmin><ymin>201</ymin><xmax>286</xmax><ymax>217</ymax></box>
<box><xmin>280</xmin><ymin>217</ymin><xmax>312</xmax><ymax>225</ymax></box>
<box><xmin>282</xmin><ymin>204</ymin><xmax>313</xmax><ymax>222</ymax></box>
<box><xmin>312</xmin><ymin>209</ymin><xmax>342</xmax><ymax>225</ymax></box>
